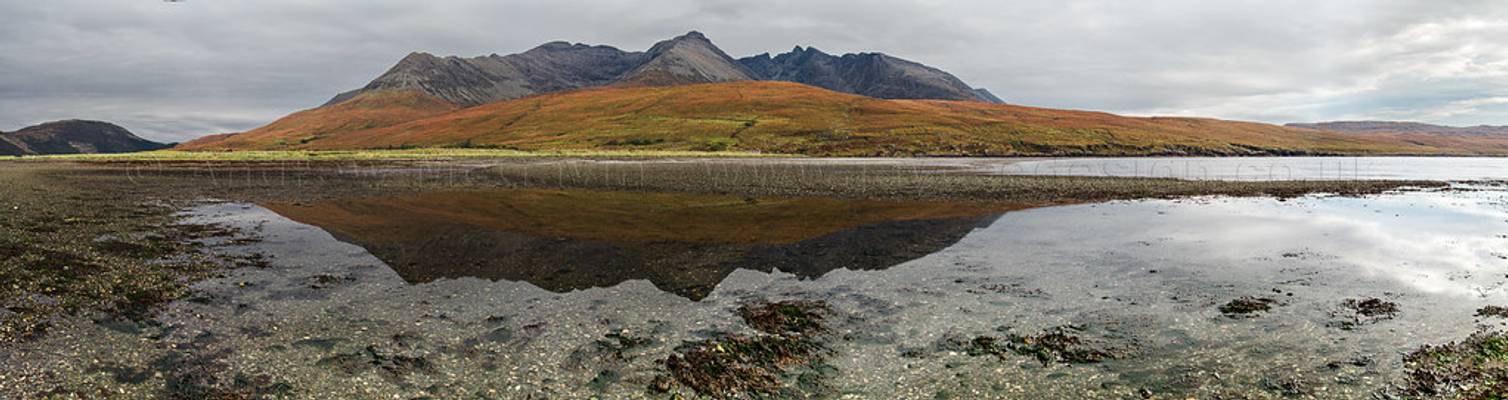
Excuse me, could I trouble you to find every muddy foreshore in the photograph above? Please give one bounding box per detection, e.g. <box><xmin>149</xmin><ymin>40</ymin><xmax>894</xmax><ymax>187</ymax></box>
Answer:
<box><xmin>1</xmin><ymin>159</ymin><xmax>1501</xmax><ymax>399</ymax></box>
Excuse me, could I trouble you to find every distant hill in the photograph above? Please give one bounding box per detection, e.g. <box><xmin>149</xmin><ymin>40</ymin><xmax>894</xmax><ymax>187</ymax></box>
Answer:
<box><xmin>1</xmin><ymin>120</ymin><xmax>168</xmax><ymax>156</ymax></box>
<box><xmin>1288</xmin><ymin>121</ymin><xmax>1508</xmax><ymax>136</ymax></box>
<box><xmin>178</xmin><ymin>81</ymin><xmax>1508</xmax><ymax>156</ymax></box>
<box><xmin>324</xmin><ymin>31</ymin><xmax>997</xmax><ymax>107</ymax></box>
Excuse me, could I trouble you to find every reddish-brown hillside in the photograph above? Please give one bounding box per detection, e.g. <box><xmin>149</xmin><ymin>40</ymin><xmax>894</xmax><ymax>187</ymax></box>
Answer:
<box><xmin>179</xmin><ymin>90</ymin><xmax>458</xmax><ymax>150</ymax></box>
<box><xmin>179</xmin><ymin>81</ymin><xmax>1508</xmax><ymax>156</ymax></box>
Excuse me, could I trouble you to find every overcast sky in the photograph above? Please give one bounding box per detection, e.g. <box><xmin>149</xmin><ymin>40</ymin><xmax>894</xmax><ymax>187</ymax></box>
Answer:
<box><xmin>3</xmin><ymin>0</ymin><xmax>1507</xmax><ymax>142</ymax></box>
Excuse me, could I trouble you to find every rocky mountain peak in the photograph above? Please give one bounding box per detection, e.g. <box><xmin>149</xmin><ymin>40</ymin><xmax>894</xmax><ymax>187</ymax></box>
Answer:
<box><xmin>643</xmin><ymin>31</ymin><xmax>720</xmax><ymax>55</ymax></box>
<box><xmin>394</xmin><ymin>52</ymin><xmax>441</xmax><ymax>67</ymax></box>
<box><xmin>618</xmin><ymin>31</ymin><xmax>756</xmax><ymax>85</ymax></box>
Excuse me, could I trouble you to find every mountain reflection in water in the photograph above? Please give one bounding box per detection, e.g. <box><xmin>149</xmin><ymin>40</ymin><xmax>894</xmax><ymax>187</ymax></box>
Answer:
<box><xmin>263</xmin><ymin>189</ymin><xmax>1015</xmax><ymax>299</ymax></box>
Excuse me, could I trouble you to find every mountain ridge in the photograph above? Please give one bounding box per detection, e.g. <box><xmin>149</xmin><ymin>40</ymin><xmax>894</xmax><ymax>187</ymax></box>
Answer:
<box><xmin>736</xmin><ymin>46</ymin><xmax>995</xmax><ymax>102</ymax></box>
<box><xmin>325</xmin><ymin>31</ymin><xmax>997</xmax><ymax>107</ymax></box>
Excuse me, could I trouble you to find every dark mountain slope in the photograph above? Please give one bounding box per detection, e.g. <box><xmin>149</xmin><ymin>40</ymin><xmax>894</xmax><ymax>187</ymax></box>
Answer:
<box><xmin>327</xmin><ymin>42</ymin><xmax>644</xmax><ymax>107</ymax></box>
<box><xmin>738</xmin><ymin>46</ymin><xmax>996</xmax><ymax>103</ymax></box>
<box><xmin>0</xmin><ymin>133</ymin><xmax>24</xmax><ymax>156</ymax></box>
<box><xmin>0</xmin><ymin>120</ymin><xmax>167</xmax><ymax>156</ymax></box>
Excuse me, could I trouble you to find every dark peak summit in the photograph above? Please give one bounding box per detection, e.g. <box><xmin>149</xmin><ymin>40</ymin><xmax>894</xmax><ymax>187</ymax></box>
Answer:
<box><xmin>620</xmin><ymin>30</ymin><xmax>756</xmax><ymax>85</ymax></box>
<box><xmin>776</xmin><ymin>46</ymin><xmax>832</xmax><ymax>63</ymax></box>
<box><xmin>784</xmin><ymin>46</ymin><xmax>832</xmax><ymax>58</ymax></box>
<box><xmin>644</xmin><ymin>30</ymin><xmax>719</xmax><ymax>54</ymax></box>
<box><xmin>397</xmin><ymin>52</ymin><xmax>439</xmax><ymax>64</ymax></box>
<box><xmin>738</xmin><ymin>47</ymin><xmax>996</xmax><ymax>103</ymax></box>
<box><xmin>531</xmin><ymin>41</ymin><xmax>599</xmax><ymax>52</ymax></box>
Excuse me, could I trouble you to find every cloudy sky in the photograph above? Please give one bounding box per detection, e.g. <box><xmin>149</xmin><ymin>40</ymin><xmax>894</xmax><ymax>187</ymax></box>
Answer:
<box><xmin>3</xmin><ymin>0</ymin><xmax>1507</xmax><ymax>142</ymax></box>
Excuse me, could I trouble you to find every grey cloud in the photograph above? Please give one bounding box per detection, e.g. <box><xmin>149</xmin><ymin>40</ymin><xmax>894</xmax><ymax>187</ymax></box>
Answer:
<box><xmin>2</xmin><ymin>0</ymin><xmax>1506</xmax><ymax>142</ymax></box>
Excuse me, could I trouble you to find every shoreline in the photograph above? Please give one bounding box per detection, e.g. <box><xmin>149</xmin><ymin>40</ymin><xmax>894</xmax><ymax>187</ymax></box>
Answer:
<box><xmin>9</xmin><ymin>148</ymin><xmax>1508</xmax><ymax>164</ymax></box>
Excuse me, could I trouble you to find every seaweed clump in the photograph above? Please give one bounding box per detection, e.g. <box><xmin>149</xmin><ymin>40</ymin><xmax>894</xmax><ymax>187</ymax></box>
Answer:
<box><xmin>1475</xmin><ymin>306</ymin><xmax>1508</xmax><ymax>319</ymax></box>
<box><xmin>942</xmin><ymin>326</ymin><xmax>1119</xmax><ymax>366</ymax></box>
<box><xmin>737</xmin><ymin>300</ymin><xmax>830</xmax><ymax>336</ymax></box>
<box><xmin>654</xmin><ymin>300</ymin><xmax>835</xmax><ymax>398</ymax></box>
<box><xmin>1331</xmin><ymin>297</ymin><xmax>1400</xmax><ymax>330</ymax></box>
<box><xmin>1219</xmin><ymin>296</ymin><xmax>1278</xmax><ymax>318</ymax></box>
<box><xmin>1398</xmin><ymin>330</ymin><xmax>1508</xmax><ymax>399</ymax></box>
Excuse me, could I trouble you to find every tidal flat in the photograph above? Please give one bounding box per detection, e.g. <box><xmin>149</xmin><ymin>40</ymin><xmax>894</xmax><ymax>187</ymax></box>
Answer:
<box><xmin>2</xmin><ymin>158</ymin><xmax>1506</xmax><ymax>399</ymax></box>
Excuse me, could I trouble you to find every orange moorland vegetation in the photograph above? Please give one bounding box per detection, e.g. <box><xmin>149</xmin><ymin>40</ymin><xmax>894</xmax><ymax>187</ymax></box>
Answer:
<box><xmin>179</xmin><ymin>81</ymin><xmax>1508</xmax><ymax>156</ymax></box>
<box><xmin>182</xmin><ymin>90</ymin><xmax>458</xmax><ymax>150</ymax></box>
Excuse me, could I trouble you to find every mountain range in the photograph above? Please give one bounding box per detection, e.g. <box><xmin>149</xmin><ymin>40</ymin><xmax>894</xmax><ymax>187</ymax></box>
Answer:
<box><xmin>1</xmin><ymin>120</ymin><xmax>168</xmax><ymax>156</ymax></box>
<box><xmin>1287</xmin><ymin>121</ymin><xmax>1508</xmax><ymax>136</ymax></box>
<box><xmin>324</xmin><ymin>31</ymin><xmax>1000</xmax><ymax>107</ymax></box>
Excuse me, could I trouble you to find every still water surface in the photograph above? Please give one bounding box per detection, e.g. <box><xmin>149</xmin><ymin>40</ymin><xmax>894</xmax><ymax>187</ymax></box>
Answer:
<box><xmin>990</xmin><ymin>156</ymin><xmax>1508</xmax><ymax>181</ymax></box>
<box><xmin>8</xmin><ymin>183</ymin><xmax>1508</xmax><ymax>398</ymax></box>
